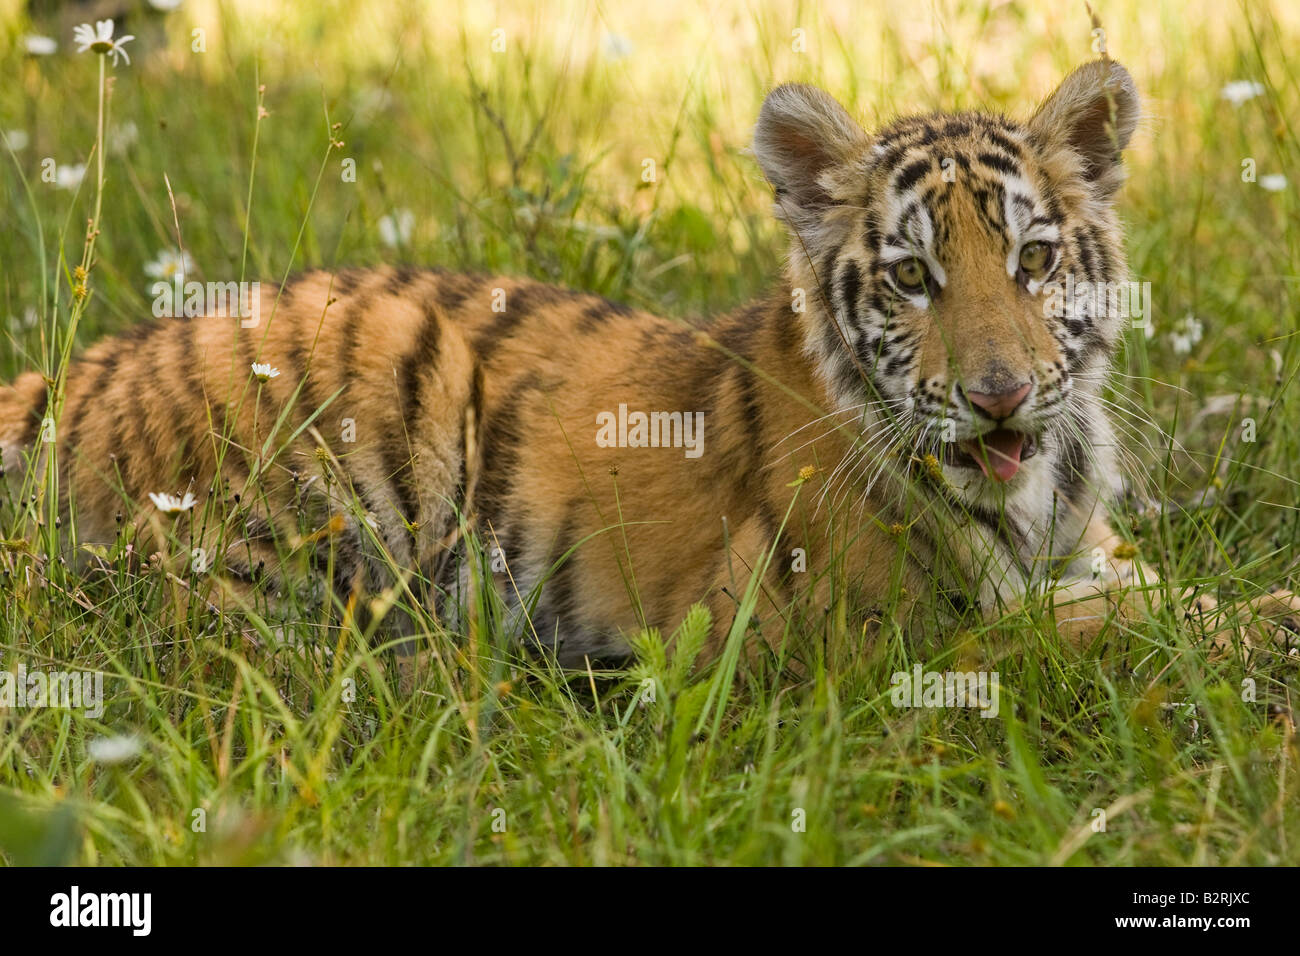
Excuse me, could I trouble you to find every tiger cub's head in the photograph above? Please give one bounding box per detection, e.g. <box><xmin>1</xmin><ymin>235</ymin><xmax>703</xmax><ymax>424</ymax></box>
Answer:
<box><xmin>753</xmin><ymin>61</ymin><xmax>1139</xmax><ymax>508</ymax></box>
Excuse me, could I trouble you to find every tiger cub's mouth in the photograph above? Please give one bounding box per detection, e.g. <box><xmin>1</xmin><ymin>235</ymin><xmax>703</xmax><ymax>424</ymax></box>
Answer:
<box><xmin>947</xmin><ymin>429</ymin><xmax>1039</xmax><ymax>483</ymax></box>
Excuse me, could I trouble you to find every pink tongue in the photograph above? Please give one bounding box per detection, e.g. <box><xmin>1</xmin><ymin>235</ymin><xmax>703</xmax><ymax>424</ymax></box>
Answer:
<box><xmin>961</xmin><ymin>429</ymin><xmax>1025</xmax><ymax>482</ymax></box>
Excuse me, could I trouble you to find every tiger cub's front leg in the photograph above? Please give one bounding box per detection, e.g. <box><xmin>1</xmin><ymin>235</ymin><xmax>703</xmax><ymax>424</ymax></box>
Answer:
<box><xmin>1047</xmin><ymin>518</ymin><xmax>1300</xmax><ymax>658</ymax></box>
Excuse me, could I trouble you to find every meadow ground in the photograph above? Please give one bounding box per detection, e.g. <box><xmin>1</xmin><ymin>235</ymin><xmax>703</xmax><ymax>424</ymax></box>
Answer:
<box><xmin>0</xmin><ymin>0</ymin><xmax>1298</xmax><ymax>865</ymax></box>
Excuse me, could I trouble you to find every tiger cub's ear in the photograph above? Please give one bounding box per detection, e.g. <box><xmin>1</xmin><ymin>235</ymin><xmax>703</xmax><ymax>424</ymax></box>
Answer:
<box><xmin>752</xmin><ymin>83</ymin><xmax>868</xmax><ymax>234</ymax></box>
<box><xmin>1030</xmin><ymin>60</ymin><xmax>1140</xmax><ymax>198</ymax></box>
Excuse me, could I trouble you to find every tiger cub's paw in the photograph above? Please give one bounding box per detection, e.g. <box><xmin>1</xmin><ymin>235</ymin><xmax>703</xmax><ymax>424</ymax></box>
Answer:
<box><xmin>1182</xmin><ymin>587</ymin><xmax>1300</xmax><ymax>662</ymax></box>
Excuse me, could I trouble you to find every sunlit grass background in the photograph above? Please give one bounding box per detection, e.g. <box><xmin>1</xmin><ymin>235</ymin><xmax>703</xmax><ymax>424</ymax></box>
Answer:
<box><xmin>0</xmin><ymin>0</ymin><xmax>1297</xmax><ymax>865</ymax></box>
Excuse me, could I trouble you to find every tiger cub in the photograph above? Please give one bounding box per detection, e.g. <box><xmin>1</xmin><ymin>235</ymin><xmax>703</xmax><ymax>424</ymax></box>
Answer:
<box><xmin>1</xmin><ymin>60</ymin><xmax>1295</xmax><ymax>668</ymax></box>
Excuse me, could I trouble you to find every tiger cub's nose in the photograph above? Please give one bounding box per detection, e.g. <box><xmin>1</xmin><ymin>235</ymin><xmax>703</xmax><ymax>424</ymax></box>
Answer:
<box><xmin>961</xmin><ymin>382</ymin><xmax>1032</xmax><ymax>421</ymax></box>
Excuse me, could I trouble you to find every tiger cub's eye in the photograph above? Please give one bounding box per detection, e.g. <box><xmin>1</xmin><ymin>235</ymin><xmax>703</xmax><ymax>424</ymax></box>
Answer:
<box><xmin>892</xmin><ymin>258</ymin><xmax>930</xmax><ymax>293</ymax></box>
<box><xmin>1018</xmin><ymin>241</ymin><xmax>1053</xmax><ymax>275</ymax></box>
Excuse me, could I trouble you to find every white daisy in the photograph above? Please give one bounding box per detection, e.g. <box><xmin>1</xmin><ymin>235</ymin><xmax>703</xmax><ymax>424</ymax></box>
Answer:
<box><xmin>601</xmin><ymin>33</ymin><xmax>634</xmax><ymax>59</ymax></box>
<box><xmin>55</xmin><ymin>163</ymin><xmax>86</xmax><ymax>190</ymax></box>
<box><xmin>1219</xmin><ymin>80</ymin><xmax>1265</xmax><ymax>106</ymax></box>
<box><xmin>23</xmin><ymin>35</ymin><xmax>57</xmax><ymax>56</ymax></box>
<box><xmin>88</xmin><ymin>734</ymin><xmax>142</xmax><ymax>765</ymax></box>
<box><xmin>1259</xmin><ymin>174</ymin><xmax>1287</xmax><ymax>192</ymax></box>
<box><xmin>73</xmin><ymin>20</ymin><xmax>135</xmax><ymax>67</ymax></box>
<box><xmin>3</xmin><ymin>129</ymin><xmax>29</xmax><ymax>151</ymax></box>
<box><xmin>251</xmin><ymin>362</ymin><xmax>281</xmax><ymax>382</ymax></box>
<box><xmin>1169</xmin><ymin>314</ymin><xmax>1204</xmax><ymax>355</ymax></box>
<box><xmin>109</xmin><ymin>120</ymin><xmax>139</xmax><ymax>156</ymax></box>
<box><xmin>143</xmin><ymin>248</ymin><xmax>194</xmax><ymax>284</ymax></box>
<box><xmin>378</xmin><ymin>209</ymin><xmax>414</xmax><ymax>248</ymax></box>
<box><xmin>149</xmin><ymin>491</ymin><xmax>197</xmax><ymax>514</ymax></box>
<box><xmin>353</xmin><ymin>86</ymin><xmax>394</xmax><ymax>125</ymax></box>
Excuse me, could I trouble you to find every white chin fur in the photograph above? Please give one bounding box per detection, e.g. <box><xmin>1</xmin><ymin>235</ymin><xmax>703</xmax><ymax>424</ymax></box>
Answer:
<box><xmin>941</xmin><ymin>450</ymin><xmax>1052</xmax><ymax>509</ymax></box>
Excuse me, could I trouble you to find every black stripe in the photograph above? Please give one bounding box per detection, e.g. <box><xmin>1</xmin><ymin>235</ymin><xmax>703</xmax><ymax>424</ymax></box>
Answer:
<box><xmin>385</xmin><ymin>265</ymin><xmax>421</xmax><ymax>295</ymax></box>
<box><xmin>334</xmin><ymin>268</ymin><xmax>365</xmax><ymax>296</ymax></box>
<box><xmin>276</xmin><ymin>270</ymin><xmax>317</xmax><ymax>308</ymax></box>
<box><xmin>983</xmin><ymin>128</ymin><xmax>1023</xmax><ymax>158</ymax></box>
<box><xmin>817</xmin><ymin>239</ymin><xmax>845</xmax><ymax>296</ymax></box>
<box><xmin>940</xmin><ymin>119</ymin><xmax>973</xmax><ymax>139</ymax></box>
<box><xmin>1073</xmin><ymin>229</ymin><xmax>1098</xmax><ymax>283</ymax></box>
<box><xmin>338</xmin><ymin>291</ymin><xmax>376</xmax><ymax>389</ymax></box>
<box><xmin>863</xmin><ymin>211</ymin><xmax>883</xmax><ymax>249</ymax></box>
<box><xmin>435</xmin><ymin>272</ymin><xmax>484</xmax><ymax>313</ymax></box>
<box><xmin>153</xmin><ymin>322</ymin><xmax>195</xmax><ymax>479</ymax></box>
<box><xmin>27</xmin><ymin>387</ymin><xmax>48</xmax><ymax>442</ymax></box>
<box><xmin>475</xmin><ymin>373</ymin><xmax>543</xmax><ymax>561</ymax></box>
<box><xmin>401</xmin><ymin>301</ymin><xmax>443</xmax><ymax>422</ymax></box>
<box><xmin>452</xmin><ymin>361</ymin><xmax>486</xmax><ymax>520</ymax></box>
<box><xmin>63</xmin><ymin>354</ymin><xmax>120</xmax><ymax>457</ymax></box>
<box><xmin>285</xmin><ymin>321</ymin><xmax>319</xmax><ymax>421</ymax></box>
<box><xmin>837</xmin><ymin>260</ymin><xmax>863</xmax><ymax>325</ymax></box>
<box><xmin>577</xmin><ymin>297</ymin><xmax>634</xmax><ymax>334</ymax></box>
<box><xmin>1082</xmin><ymin>223</ymin><xmax>1113</xmax><ymax>281</ymax></box>
<box><xmin>470</xmin><ymin>283</ymin><xmax>570</xmax><ymax>356</ymax></box>
<box><xmin>975</xmin><ymin>151</ymin><xmax>1019</xmax><ymax>176</ymax></box>
<box><xmin>1054</xmin><ymin>428</ymin><xmax>1089</xmax><ymax>504</ymax></box>
<box><xmin>733</xmin><ymin>364</ymin><xmax>764</xmax><ymax>490</ymax></box>
<box><xmin>893</xmin><ymin>157</ymin><xmax>932</xmax><ymax>192</ymax></box>
<box><xmin>775</xmin><ymin>296</ymin><xmax>802</xmax><ymax>355</ymax></box>
<box><xmin>385</xmin><ymin>299</ymin><xmax>447</xmax><ymax>530</ymax></box>
<box><xmin>909</xmin><ymin>123</ymin><xmax>939</xmax><ymax>147</ymax></box>
<box><xmin>537</xmin><ymin>498</ymin><xmax>584</xmax><ymax>648</ymax></box>
<box><xmin>379</xmin><ymin>428</ymin><xmax>419</xmax><ymax>529</ymax></box>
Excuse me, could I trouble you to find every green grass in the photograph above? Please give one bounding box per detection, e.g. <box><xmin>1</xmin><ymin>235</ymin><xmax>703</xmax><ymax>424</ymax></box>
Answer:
<box><xmin>1</xmin><ymin>0</ymin><xmax>1298</xmax><ymax>865</ymax></box>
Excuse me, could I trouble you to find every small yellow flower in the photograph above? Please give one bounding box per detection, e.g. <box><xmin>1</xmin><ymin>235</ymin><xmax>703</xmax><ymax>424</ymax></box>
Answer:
<box><xmin>992</xmin><ymin>799</ymin><xmax>1015</xmax><ymax>821</ymax></box>
<box><xmin>921</xmin><ymin>452</ymin><xmax>947</xmax><ymax>485</ymax></box>
<box><xmin>889</xmin><ymin>522</ymin><xmax>905</xmax><ymax>536</ymax></box>
<box><xmin>1112</xmin><ymin>541</ymin><xmax>1138</xmax><ymax>561</ymax></box>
